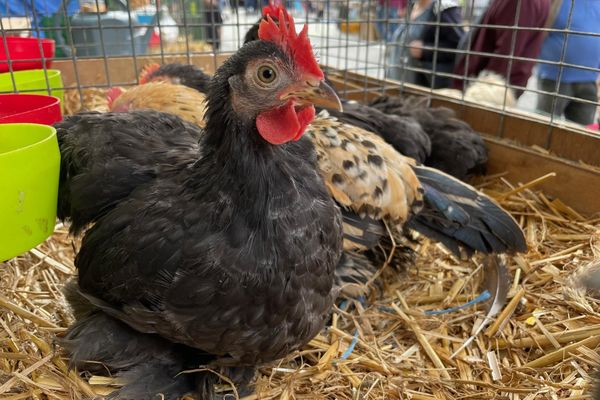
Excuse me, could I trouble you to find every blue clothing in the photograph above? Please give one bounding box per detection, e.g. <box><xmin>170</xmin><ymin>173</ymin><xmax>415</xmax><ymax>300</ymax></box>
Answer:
<box><xmin>385</xmin><ymin>9</ymin><xmax>429</xmax><ymax>83</ymax></box>
<box><xmin>376</xmin><ymin>6</ymin><xmax>400</xmax><ymax>42</ymax></box>
<box><xmin>0</xmin><ymin>0</ymin><xmax>79</xmax><ymax>17</ymax></box>
<box><xmin>537</xmin><ymin>0</ymin><xmax>600</xmax><ymax>82</ymax></box>
<box><xmin>1</xmin><ymin>0</ymin><xmax>80</xmax><ymax>38</ymax></box>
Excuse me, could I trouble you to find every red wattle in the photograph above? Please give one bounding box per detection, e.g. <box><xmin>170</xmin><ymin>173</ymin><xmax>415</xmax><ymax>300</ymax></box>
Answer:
<box><xmin>256</xmin><ymin>101</ymin><xmax>315</xmax><ymax>145</ymax></box>
<box><xmin>294</xmin><ymin>106</ymin><xmax>315</xmax><ymax>141</ymax></box>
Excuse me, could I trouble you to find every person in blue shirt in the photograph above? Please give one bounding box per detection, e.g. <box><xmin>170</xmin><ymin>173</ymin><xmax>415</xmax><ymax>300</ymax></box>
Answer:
<box><xmin>536</xmin><ymin>0</ymin><xmax>600</xmax><ymax>125</ymax></box>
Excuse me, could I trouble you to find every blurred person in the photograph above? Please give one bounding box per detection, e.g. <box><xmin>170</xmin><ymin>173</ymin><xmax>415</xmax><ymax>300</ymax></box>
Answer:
<box><xmin>453</xmin><ymin>0</ymin><xmax>552</xmax><ymax>98</ymax></box>
<box><xmin>386</xmin><ymin>0</ymin><xmax>431</xmax><ymax>83</ymax></box>
<box><xmin>464</xmin><ymin>0</ymin><xmax>491</xmax><ymax>23</ymax></box>
<box><xmin>302</xmin><ymin>0</ymin><xmax>315</xmax><ymax>13</ymax></box>
<box><xmin>376</xmin><ymin>0</ymin><xmax>407</xmax><ymax>42</ymax></box>
<box><xmin>316</xmin><ymin>0</ymin><xmax>330</xmax><ymax>21</ymax></box>
<box><xmin>205</xmin><ymin>0</ymin><xmax>223</xmax><ymax>50</ymax></box>
<box><xmin>536</xmin><ymin>0</ymin><xmax>600</xmax><ymax>126</ymax></box>
<box><xmin>386</xmin><ymin>0</ymin><xmax>463</xmax><ymax>89</ymax></box>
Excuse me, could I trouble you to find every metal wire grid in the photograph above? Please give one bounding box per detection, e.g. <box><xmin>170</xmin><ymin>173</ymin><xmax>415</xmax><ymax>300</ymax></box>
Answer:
<box><xmin>1</xmin><ymin>0</ymin><xmax>599</xmax><ymax>134</ymax></box>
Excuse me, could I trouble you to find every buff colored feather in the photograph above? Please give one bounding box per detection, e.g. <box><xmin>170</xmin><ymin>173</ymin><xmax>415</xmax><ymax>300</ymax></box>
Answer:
<box><xmin>306</xmin><ymin>110</ymin><xmax>423</xmax><ymax>225</ymax></box>
<box><xmin>108</xmin><ymin>81</ymin><xmax>207</xmax><ymax>128</ymax></box>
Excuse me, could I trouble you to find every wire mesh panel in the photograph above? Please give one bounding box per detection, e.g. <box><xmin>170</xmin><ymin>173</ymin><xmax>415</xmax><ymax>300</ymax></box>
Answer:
<box><xmin>1</xmin><ymin>0</ymin><xmax>599</xmax><ymax>138</ymax></box>
<box><xmin>2</xmin><ymin>3</ymin><xmax>600</xmax><ymax>400</ymax></box>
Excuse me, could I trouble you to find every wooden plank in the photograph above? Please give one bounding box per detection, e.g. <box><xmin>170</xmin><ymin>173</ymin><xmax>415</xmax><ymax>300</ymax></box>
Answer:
<box><xmin>547</xmin><ymin>126</ymin><xmax>600</xmax><ymax>165</ymax></box>
<box><xmin>483</xmin><ymin>136</ymin><xmax>600</xmax><ymax>215</ymax></box>
<box><xmin>431</xmin><ymin>99</ymin><xmax>600</xmax><ymax>166</ymax></box>
<box><xmin>53</xmin><ymin>54</ymin><xmax>231</xmax><ymax>88</ymax></box>
<box><xmin>501</xmin><ymin>113</ymin><xmax>551</xmax><ymax>145</ymax></box>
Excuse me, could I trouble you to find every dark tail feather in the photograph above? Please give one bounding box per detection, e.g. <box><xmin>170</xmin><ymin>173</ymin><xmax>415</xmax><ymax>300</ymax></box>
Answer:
<box><xmin>143</xmin><ymin>62</ymin><xmax>212</xmax><ymax>94</ymax></box>
<box><xmin>341</xmin><ymin>208</ymin><xmax>386</xmax><ymax>251</ymax></box>
<box><xmin>407</xmin><ymin>165</ymin><xmax>527</xmax><ymax>256</ymax></box>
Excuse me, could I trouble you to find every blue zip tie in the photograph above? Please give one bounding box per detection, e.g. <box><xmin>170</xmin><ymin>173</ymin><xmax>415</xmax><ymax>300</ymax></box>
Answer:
<box><xmin>334</xmin><ymin>292</ymin><xmax>488</xmax><ymax>364</ymax></box>
<box><xmin>357</xmin><ymin>295</ymin><xmax>366</xmax><ymax>308</ymax></box>
<box><xmin>424</xmin><ymin>290</ymin><xmax>491</xmax><ymax>315</ymax></box>
<box><xmin>337</xmin><ymin>299</ymin><xmax>349</xmax><ymax>311</ymax></box>
<box><xmin>338</xmin><ymin>329</ymin><xmax>359</xmax><ymax>361</ymax></box>
<box><xmin>337</xmin><ymin>296</ymin><xmax>366</xmax><ymax>312</ymax></box>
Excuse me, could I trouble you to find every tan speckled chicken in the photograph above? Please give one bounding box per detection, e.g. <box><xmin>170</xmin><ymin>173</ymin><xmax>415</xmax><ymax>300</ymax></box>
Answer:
<box><xmin>307</xmin><ymin>109</ymin><xmax>526</xmax><ymax>256</ymax></box>
<box><xmin>306</xmin><ymin>111</ymin><xmax>422</xmax><ymax>247</ymax></box>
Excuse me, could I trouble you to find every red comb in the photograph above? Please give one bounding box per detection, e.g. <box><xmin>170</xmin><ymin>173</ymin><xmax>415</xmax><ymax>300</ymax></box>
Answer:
<box><xmin>139</xmin><ymin>63</ymin><xmax>161</xmax><ymax>84</ymax></box>
<box><xmin>258</xmin><ymin>9</ymin><xmax>323</xmax><ymax>79</ymax></box>
<box><xmin>107</xmin><ymin>87</ymin><xmax>125</xmax><ymax>110</ymax></box>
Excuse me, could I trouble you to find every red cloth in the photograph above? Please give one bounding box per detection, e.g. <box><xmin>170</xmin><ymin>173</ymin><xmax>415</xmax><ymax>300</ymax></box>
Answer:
<box><xmin>453</xmin><ymin>0</ymin><xmax>550</xmax><ymax>92</ymax></box>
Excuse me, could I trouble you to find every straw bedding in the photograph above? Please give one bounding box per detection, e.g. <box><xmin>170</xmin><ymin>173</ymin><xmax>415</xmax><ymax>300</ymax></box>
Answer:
<box><xmin>1</xmin><ymin>112</ymin><xmax>599</xmax><ymax>399</ymax></box>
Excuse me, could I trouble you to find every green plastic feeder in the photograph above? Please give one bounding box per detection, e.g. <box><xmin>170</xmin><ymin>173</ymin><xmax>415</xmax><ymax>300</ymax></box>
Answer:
<box><xmin>0</xmin><ymin>70</ymin><xmax>64</xmax><ymax>111</ymax></box>
<box><xmin>0</xmin><ymin>123</ymin><xmax>60</xmax><ymax>261</ymax></box>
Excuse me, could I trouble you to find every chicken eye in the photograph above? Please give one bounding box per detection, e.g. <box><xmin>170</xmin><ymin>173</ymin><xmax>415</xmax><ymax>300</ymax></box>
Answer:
<box><xmin>257</xmin><ymin>65</ymin><xmax>277</xmax><ymax>84</ymax></box>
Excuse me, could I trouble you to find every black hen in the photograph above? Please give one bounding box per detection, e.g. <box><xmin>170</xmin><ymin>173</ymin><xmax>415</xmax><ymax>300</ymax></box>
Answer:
<box><xmin>369</xmin><ymin>95</ymin><xmax>488</xmax><ymax>180</ymax></box>
<box><xmin>58</xmin><ymin>14</ymin><xmax>346</xmax><ymax>399</ymax></box>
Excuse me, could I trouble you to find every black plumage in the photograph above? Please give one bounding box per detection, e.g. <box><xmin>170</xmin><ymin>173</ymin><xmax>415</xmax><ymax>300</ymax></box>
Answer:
<box><xmin>243</xmin><ymin>18</ymin><xmax>262</xmax><ymax>45</ymax></box>
<box><xmin>369</xmin><ymin>95</ymin><xmax>488</xmax><ymax>180</ymax></box>
<box><xmin>56</xmin><ymin>111</ymin><xmax>201</xmax><ymax>234</ymax></box>
<box><xmin>142</xmin><ymin>62</ymin><xmax>212</xmax><ymax>93</ymax></box>
<box><xmin>58</xmin><ymin>38</ymin><xmax>344</xmax><ymax>399</ymax></box>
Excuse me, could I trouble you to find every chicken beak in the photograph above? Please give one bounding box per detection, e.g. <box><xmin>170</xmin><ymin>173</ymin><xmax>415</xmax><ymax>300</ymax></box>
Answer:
<box><xmin>282</xmin><ymin>80</ymin><xmax>343</xmax><ymax>112</ymax></box>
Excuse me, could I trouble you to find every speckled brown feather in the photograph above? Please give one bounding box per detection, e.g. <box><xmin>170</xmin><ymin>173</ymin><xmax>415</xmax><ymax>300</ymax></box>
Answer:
<box><xmin>109</xmin><ymin>82</ymin><xmax>207</xmax><ymax>128</ymax></box>
<box><xmin>306</xmin><ymin>110</ymin><xmax>424</xmax><ymax>227</ymax></box>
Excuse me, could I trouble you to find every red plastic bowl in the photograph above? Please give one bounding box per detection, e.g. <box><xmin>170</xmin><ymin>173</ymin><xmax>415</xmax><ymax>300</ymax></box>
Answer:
<box><xmin>0</xmin><ymin>37</ymin><xmax>55</xmax><ymax>73</ymax></box>
<box><xmin>0</xmin><ymin>94</ymin><xmax>62</xmax><ymax>125</ymax></box>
